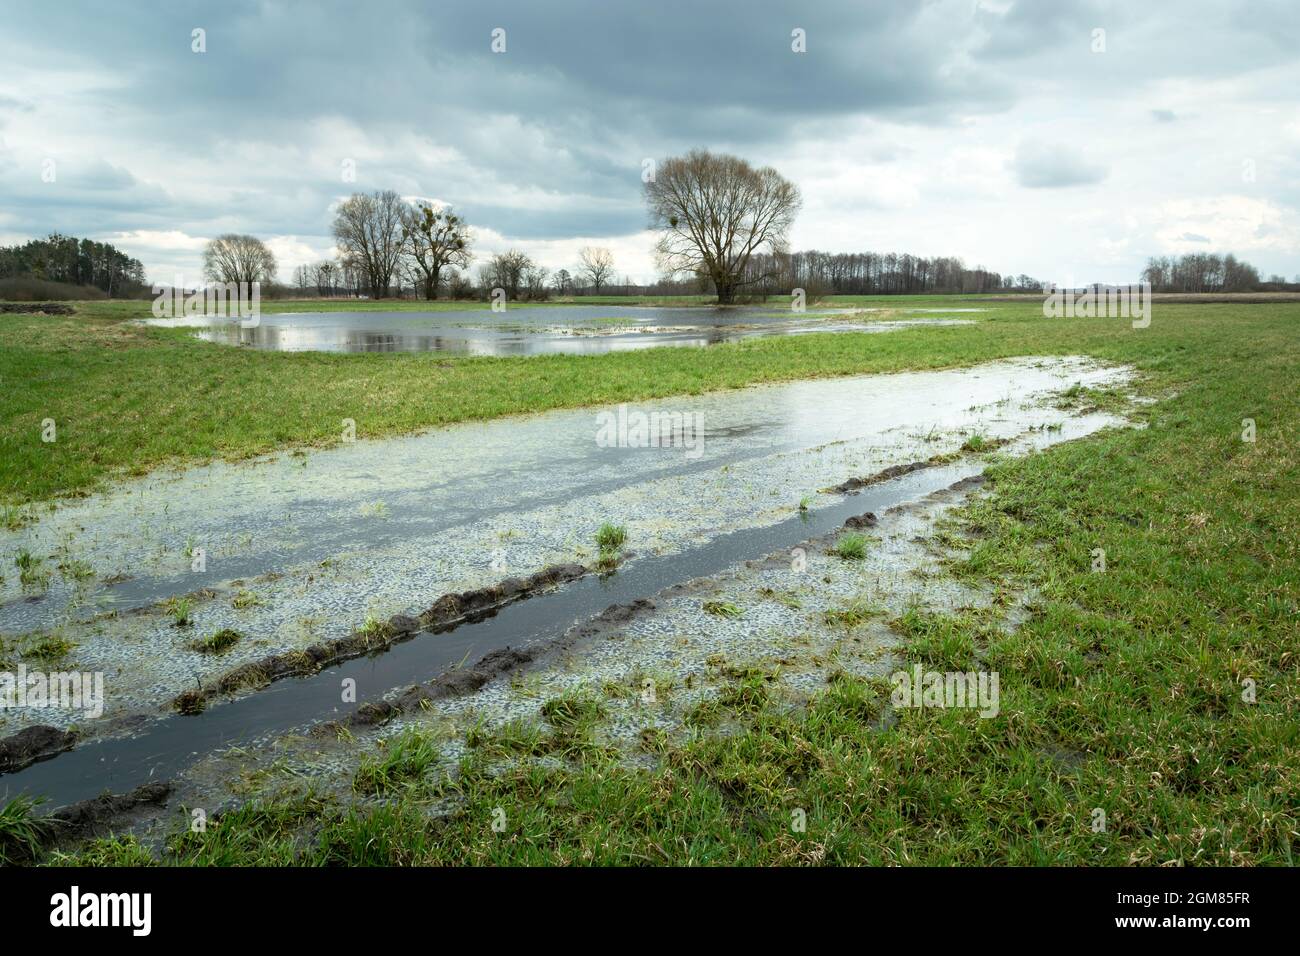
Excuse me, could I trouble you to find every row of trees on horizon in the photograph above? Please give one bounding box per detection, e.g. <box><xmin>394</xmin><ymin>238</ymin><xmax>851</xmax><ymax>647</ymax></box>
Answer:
<box><xmin>5</xmin><ymin>228</ymin><xmax>1296</xmax><ymax>303</ymax></box>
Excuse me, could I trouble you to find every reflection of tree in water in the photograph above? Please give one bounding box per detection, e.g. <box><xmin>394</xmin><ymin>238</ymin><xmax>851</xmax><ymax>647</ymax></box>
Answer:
<box><xmin>351</xmin><ymin>333</ymin><xmax>401</xmax><ymax>352</ymax></box>
<box><xmin>188</xmin><ymin>305</ymin><xmax>867</xmax><ymax>356</ymax></box>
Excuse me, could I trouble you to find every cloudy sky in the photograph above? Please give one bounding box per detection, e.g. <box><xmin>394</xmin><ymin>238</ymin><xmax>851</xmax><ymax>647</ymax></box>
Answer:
<box><xmin>2</xmin><ymin>0</ymin><xmax>1298</xmax><ymax>286</ymax></box>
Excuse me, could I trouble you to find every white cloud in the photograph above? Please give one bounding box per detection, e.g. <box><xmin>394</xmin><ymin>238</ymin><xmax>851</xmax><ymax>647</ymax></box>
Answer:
<box><xmin>1152</xmin><ymin>196</ymin><xmax>1300</xmax><ymax>253</ymax></box>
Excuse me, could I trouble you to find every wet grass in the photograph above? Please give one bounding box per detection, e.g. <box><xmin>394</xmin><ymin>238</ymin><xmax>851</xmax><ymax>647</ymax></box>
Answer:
<box><xmin>0</xmin><ymin>795</ymin><xmax>54</xmax><ymax>865</ymax></box>
<box><xmin>833</xmin><ymin>533</ymin><xmax>869</xmax><ymax>560</ymax></box>
<box><xmin>593</xmin><ymin>522</ymin><xmax>627</xmax><ymax>572</ymax></box>
<box><xmin>19</xmin><ymin>632</ymin><xmax>75</xmax><ymax>664</ymax></box>
<box><xmin>823</xmin><ymin>597</ymin><xmax>886</xmax><ymax>629</ymax></box>
<box><xmin>231</xmin><ymin>589</ymin><xmax>262</xmax><ymax>609</ymax></box>
<box><xmin>189</xmin><ymin>628</ymin><xmax>242</xmax><ymax>654</ymax></box>
<box><xmin>13</xmin><ymin>549</ymin><xmax>51</xmax><ymax>591</ymax></box>
<box><xmin>595</xmin><ymin>522</ymin><xmax>626</xmax><ymax>553</ymax></box>
<box><xmin>166</xmin><ymin>597</ymin><xmax>194</xmax><ymax>628</ymax></box>
<box><xmin>702</xmin><ymin>600</ymin><xmax>743</xmax><ymax>618</ymax></box>
<box><xmin>357</xmin><ymin>613</ymin><xmax>393</xmax><ymax>644</ymax></box>
<box><xmin>353</xmin><ymin>727</ymin><xmax>442</xmax><ymax>795</ymax></box>
<box><xmin>26</xmin><ymin>297</ymin><xmax>1300</xmax><ymax>866</ymax></box>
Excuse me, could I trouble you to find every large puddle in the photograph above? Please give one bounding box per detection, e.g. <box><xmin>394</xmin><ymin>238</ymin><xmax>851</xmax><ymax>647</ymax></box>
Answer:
<box><xmin>0</xmin><ymin>356</ymin><xmax>1133</xmax><ymax>807</ymax></box>
<box><xmin>143</xmin><ymin>304</ymin><xmax>977</xmax><ymax>354</ymax></box>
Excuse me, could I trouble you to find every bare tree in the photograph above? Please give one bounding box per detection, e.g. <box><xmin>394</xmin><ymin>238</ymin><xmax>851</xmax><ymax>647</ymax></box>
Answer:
<box><xmin>479</xmin><ymin>249</ymin><xmax>533</xmax><ymax>300</ymax></box>
<box><xmin>400</xmin><ymin>202</ymin><xmax>472</xmax><ymax>300</ymax></box>
<box><xmin>577</xmin><ymin>246</ymin><xmax>615</xmax><ymax>294</ymax></box>
<box><xmin>551</xmin><ymin>268</ymin><xmax>572</xmax><ymax>295</ymax></box>
<box><xmin>312</xmin><ymin>261</ymin><xmax>337</xmax><ymax>296</ymax></box>
<box><xmin>447</xmin><ymin>269</ymin><xmax>474</xmax><ymax>299</ymax></box>
<box><xmin>524</xmin><ymin>264</ymin><xmax>551</xmax><ymax>301</ymax></box>
<box><xmin>644</xmin><ymin>149</ymin><xmax>800</xmax><ymax>304</ymax></box>
<box><xmin>331</xmin><ymin>190</ymin><xmax>405</xmax><ymax>297</ymax></box>
<box><xmin>202</xmin><ymin>234</ymin><xmax>278</xmax><ymax>286</ymax></box>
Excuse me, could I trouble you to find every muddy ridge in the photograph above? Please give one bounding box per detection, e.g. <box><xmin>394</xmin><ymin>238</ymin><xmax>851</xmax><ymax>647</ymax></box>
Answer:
<box><xmin>0</xmin><ymin>724</ymin><xmax>78</xmax><ymax>775</ymax></box>
<box><xmin>171</xmin><ymin>562</ymin><xmax>590</xmax><ymax>715</ymax></box>
<box><xmin>825</xmin><ymin>440</ymin><xmax>1009</xmax><ymax>496</ymax></box>
<box><xmin>0</xmin><ymin>302</ymin><xmax>76</xmax><ymax>315</ymax></box>
<box><xmin>30</xmin><ymin>782</ymin><xmax>174</xmax><ymax>856</ymax></box>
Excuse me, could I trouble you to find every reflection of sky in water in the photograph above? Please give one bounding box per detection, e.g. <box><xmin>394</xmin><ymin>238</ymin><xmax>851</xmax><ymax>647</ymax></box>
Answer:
<box><xmin>0</xmin><ymin>355</ymin><xmax>1122</xmax><ymax>637</ymax></box>
<box><xmin>144</xmin><ymin>305</ymin><xmax>976</xmax><ymax>355</ymax></box>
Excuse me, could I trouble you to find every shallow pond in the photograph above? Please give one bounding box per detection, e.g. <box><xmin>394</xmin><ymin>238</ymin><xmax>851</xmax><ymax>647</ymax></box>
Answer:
<box><xmin>144</xmin><ymin>305</ymin><xmax>977</xmax><ymax>354</ymax></box>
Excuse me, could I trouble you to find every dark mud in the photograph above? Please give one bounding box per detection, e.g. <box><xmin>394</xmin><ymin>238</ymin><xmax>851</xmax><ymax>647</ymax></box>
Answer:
<box><xmin>171</xmin><ymin>562</ymin><xmax>591</xmax><ymax>715</ymax></box>
<box><xmin>0</xmin><ymin>302</ymin><xmax>75</xmax><ymax>315</ymax></box>
<box><xmin>826</xmin><ymin>460</ymin><xmax>933</xmax><ymax>495</ymax></box>
<box><xmin>40</xmin><ymin>782</ymin><xmax>173</xmax><ymax>854</ymax></box>
<box><xmin>0</xmin><ymin>724</ymin><xmax>77</xmax><ymax>774</ymax></box>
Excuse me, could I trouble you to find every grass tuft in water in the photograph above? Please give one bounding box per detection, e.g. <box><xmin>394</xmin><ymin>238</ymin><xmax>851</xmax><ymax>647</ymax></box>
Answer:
<box><xmin>189</xmin><ymin>628</ymin><xmax>242</xmax><ymax>654</ymax></box>
<box><xmin>834</xmin><ymin>533</ymin><xmax>868</xmax><ymax>560</ymax></box>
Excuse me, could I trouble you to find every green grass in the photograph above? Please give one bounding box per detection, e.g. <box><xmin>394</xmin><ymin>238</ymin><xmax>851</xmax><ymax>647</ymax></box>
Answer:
<box><xmin>231</xmin><ymin>589</ymin><xmax>261</xmax><ymax>609</ymax></box>
<box><xmin>595</xmin><ymin>522</ymin><xmax>627</xmax><ymax>553</ymax></box>
<box><xmin>189</xmin><ymin>628</ymin><xmax>242</xmax><ymax>654</ymax></box>
<box><xmin>20</xmin><ymin>632</ymin><xmax>75</xmax><ymax>664</ymax></box>
<box><xmin>834</xmin><ymin>532</ymin><xmax>869</xmax><ymax>560</ymax></box>
<box><xmin>166</xmin><ymin>596</ymin><xmax>193</xmax><ymax>627</ymax></box>
<box><xmin>14</xmin><ymin>549</ymin><xmax>52</xmax><ymax>591</ymax></box>
<box><xmin>702</xmin><ymin>600</ymin><xmax>743</xmax><ymax>618</ymax></box>
<box><xmin>823</xmin><ymin>597</ymin><xmax>886</xmax><ymax>628</ymax></box>
<box><xmin>540</xmin><ymin>691</ymin><xmax>607</xmax><ymax>727</ymax></box>
<box><xmin>0</xmin><ymin>795</ymin><xmax>54</xmax><ymax>865</ymax></box>
<box><xmin>353</xmin><ymin>727</ymin><xmax>442</xmax><ymax>795</ymax></box>
<box><xmin>357</xmin><ymin>613</ymin><xmax>393</xmax><ymax>644</ymax></box>
<box><xmin>22</xmin><ymin>294</ymin><xmax>1300</xmax><ymax>866</ymax></box>
<box><xmin>593</xmin><ymin>522</ymin><xmax>627</xmax><ymax>571</ymax></box>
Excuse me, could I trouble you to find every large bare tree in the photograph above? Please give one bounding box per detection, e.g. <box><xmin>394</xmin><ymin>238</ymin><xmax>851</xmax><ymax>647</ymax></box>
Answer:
<box><xmin>331</xmin><ymin>190</ymin><xmax>405</xmax><ymax>297</ymax></box>
<box><xmin>577</xmin><ymin>246</ymin><xmax>615</xmax><ymax>294</ymax></box>
<box><xmin>400</xmin><ymin>202</ymin><xmax>472</xmax><ymax>300</ymax></box>
<box><xmin>644</xmin><ymin>150</ymin><xmax>800</xmax><ymax>304</ymax></box>
<box><xmin>202</xmin><ymin>234</ymin><xmax>278</xmax><ymax>286</ymax></box>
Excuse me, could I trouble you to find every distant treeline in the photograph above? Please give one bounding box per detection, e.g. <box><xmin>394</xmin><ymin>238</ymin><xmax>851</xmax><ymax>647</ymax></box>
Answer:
<box><xmin>740</xmin><ymin>250</ymin><xmax>1040</xmax><ymax>296</ymax></box>
<box><xmin>561</xmin><ymin>251</ymin><xmax>1042</xmax><ymax>300</ymax></box>
<box><xmin>1140</xmin><ymin>253</ymin><xmax>1298</xmax><ymax>293</ymax></box>
<box><xmin>0</xmin><ymin>233</ymin><xmax>147</xmax><ymax>297</ymax></box>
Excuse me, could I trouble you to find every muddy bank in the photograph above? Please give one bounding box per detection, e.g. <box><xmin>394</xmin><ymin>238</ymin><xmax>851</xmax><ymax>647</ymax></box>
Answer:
<box><xmin>0</xmin><ymin>302</ymin><xmax>75</xmax><ymax>315</ymax></box>
<box><xmin>319</xmin><ymin>597</ymin><xmax>661</xmax><ymax>736</ymax></box>
<box><xmin>0</xmin><ymin>724</ymin><xmax>77</xmax><ymax>774</ymax></box>
<box><xmin>28</xmin><ymin>783</ymin><xmax>173</xmax><ymax>858</ymax></box>
<box><xmin>171</xmin><ymin>562</ymin><xmax>590</xmax><ymax>715</ymax></box>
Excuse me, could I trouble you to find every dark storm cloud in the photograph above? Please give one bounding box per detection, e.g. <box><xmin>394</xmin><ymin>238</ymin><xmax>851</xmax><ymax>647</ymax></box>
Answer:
<box><xmin>2</xmin><ymin>0</ymin><xmax>1020</xmax><ymax>242</ymax></box>
<box><xmin>1</xmin><ymin>0</ymin><xmax>1297</xmax><ymax>278</ymax></box>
